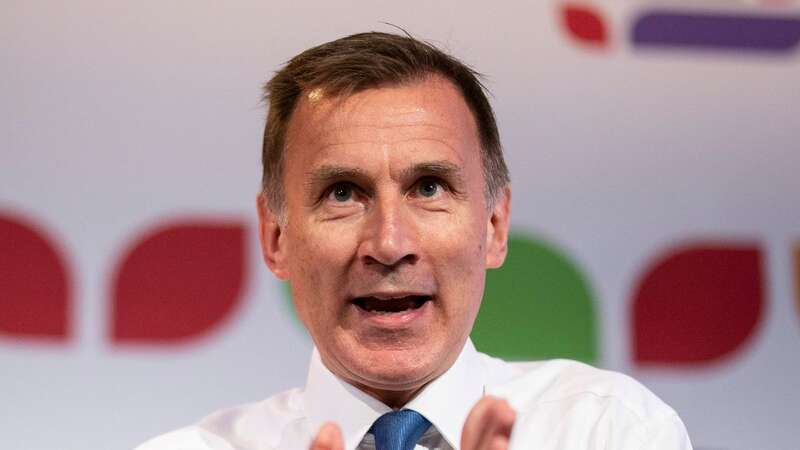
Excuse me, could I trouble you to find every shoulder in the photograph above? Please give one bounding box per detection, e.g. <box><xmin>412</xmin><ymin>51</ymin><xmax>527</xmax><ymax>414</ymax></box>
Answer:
<box><xmin>134</xmin><ymin>388</ymin><xmax>305</xmax><ymax>450</ymax></box>
<box><xmin>485</xmin><ymin>358</ymin><xmax>671</xmax><ymax>418</ymax></box>
<box><xmin>484</xmin><ymin>358</ymin><xmax>692</xmax><ymax>449</ymax></box>
<box><xmin>134</xmin><ymin>427</ymin><xmax>233</xmax><ymax>450</ymax></box>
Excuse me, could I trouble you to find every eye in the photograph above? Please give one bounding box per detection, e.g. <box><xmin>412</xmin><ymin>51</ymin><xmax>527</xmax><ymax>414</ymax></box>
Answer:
<box><xmin>415</xmin><ymin>178</ymin><xmax>441</xmax><ymax>198</ymax></box>
<box><xmin>328</xmin><ymin>182</ymin><xmax>354</xmax><ymax>202</ymax></box>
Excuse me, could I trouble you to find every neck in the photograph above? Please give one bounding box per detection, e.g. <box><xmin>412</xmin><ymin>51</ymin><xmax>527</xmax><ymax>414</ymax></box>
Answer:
<box><xmin>356</xmin><ymin>383</ymin><xmax>427</xmax><ymax>409</ymax></box>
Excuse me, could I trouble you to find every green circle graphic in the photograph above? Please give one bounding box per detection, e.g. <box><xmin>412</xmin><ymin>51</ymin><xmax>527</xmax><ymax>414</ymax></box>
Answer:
<box><xmin>471</xmin><ymin>232</ymin><xmax>599</xmax><ymax>363</ymax></box>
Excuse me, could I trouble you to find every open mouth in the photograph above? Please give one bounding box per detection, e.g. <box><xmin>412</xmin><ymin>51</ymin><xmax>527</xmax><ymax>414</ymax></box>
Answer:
<box><xmin>352</xmin><ymin>295</ymin><xmax>432</xmax><ymax>314</ymax></box>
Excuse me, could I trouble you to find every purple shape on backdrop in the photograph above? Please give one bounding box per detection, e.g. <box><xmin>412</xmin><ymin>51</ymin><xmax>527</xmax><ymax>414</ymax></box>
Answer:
<box><xmin>632</xmin><ymin>11</ymin><xmax>800</xmax><ymax>53</ymax></box>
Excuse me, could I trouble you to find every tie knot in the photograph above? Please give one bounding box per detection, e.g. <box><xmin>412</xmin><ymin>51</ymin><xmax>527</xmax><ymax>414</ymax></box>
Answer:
<box><xmin>370</xmin><ymin>409</ymin><xmax>432</xmax><ymax>450</ymax></box>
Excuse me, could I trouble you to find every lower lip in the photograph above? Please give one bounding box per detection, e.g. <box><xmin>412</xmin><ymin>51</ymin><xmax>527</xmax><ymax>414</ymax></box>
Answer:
<box><xmin>353</xmin><ymin>299</ymin><xmax>432</xmax><ymax>328</ymax></box>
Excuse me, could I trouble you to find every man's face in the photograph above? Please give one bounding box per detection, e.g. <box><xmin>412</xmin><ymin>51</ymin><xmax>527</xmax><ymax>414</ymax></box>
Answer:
<box><xmin>258</xmin><ymin>76</ymin><xmax>509</xmax><ymax>405</ymax></box>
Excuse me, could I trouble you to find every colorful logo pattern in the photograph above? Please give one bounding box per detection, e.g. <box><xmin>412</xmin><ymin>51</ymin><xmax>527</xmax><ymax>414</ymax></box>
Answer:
<box><xmin>110</xmin><ymin>221</ymin><xmax>247</xmax><ymax>344</ymax></box>
<box><xmin>0</xmin><ymin>212</ymin><xmax>248</xmax><ymax>345</ymax></box>
<box><xmin>633</xmin><ymin>10</ymin><xmax>800</xmax><ymax>52</ymax></box>
<box><xmin>0</xmin><ymin>213</ymin><xmax>792</xmax><ymax>367</ymax></box>
<box><xmin>0</xmin><ymin>213</ymin><xmax>70</xmax><ymax>341</ymax></box>
<box><xmin>632</xmin><ymin>244</ymin><xmax>764</xmax><ymax>366</ymax></box>
<box><xmin>561</xmin><ymin>1</ymin><xmax>800</xmax><ymax>54</ymax></box>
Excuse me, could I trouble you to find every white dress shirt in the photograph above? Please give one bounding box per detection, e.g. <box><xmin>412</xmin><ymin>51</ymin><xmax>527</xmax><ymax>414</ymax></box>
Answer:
<box><xmin>136</xmin><ymin>339</ymin><xmax>692</xmax><ymax>450</ymax></box>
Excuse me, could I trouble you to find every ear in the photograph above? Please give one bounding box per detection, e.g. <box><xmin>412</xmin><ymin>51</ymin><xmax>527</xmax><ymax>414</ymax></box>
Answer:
<box><xmin>257</xmin><ymin>193</ymin><xmax>289</xmax><ymax>280</ymax></box>
<box><xmin>485</xmin><ymin>186</ymin><xmax>511</xmax><ymax>269</ymax></box>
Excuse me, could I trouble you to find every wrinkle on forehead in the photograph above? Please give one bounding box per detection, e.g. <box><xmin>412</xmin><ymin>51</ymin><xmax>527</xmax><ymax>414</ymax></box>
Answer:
<box><xmin>312</xmin><ymin>131</ymin><xmax>463</xmax><ymax>160</ymax></box>
<box><xmin>284</xmin><ymin>76</ymin><xmax>478</xmax><ymax>156</ymax></box>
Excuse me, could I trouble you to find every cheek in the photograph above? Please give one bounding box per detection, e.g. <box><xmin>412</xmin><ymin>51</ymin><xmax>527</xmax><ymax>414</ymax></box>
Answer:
<box><xmin>427</xmin><ymin>209</ymin><xmax>487</xmax><ymax>263</ymax></box>
<box><xmin>287</xmin><ymin>223</ymin><xmax>357</xmax><ymax>302</ymax></box>
<box><xmin>426</xmin><ymin>214</ymin><xmax>488</xmax><ymax>308</ymax></box>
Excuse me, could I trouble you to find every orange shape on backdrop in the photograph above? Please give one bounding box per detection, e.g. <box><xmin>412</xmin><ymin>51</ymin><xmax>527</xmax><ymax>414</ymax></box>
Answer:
<box><xmin>632</xmin><ymin>243</ymin><xmax>764</xmax><ymax>367</ymax></box>
<box><xmin>111</xmin><ymin>220</ymin><xmax>247</xmax><ymax>345</ymax></box>
<box><xmin>561</xmin><ymin>4</ymin><xmax>609</xmax><ymax>46</ymax></box>
<box><xmin>795</xmin><ymin>244</ymin><xmax>799</xmax><ymax>323</ymax></box>
<box><xmin>0</xmin><ymin>213</ymin><xmax>71</xmax><ymax>340</ymax></box>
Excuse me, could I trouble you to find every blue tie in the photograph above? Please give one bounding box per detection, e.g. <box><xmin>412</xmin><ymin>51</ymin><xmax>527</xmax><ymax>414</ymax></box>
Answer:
<box><xmin>370</xmin><ymin>409</ymin><xmax>432</xmax><ymax>450</ymax></box>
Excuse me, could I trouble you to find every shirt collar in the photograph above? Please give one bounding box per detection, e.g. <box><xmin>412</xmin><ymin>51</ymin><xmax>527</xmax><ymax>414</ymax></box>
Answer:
<box><xmin>303</xmin><ymin>339</ymin><xmax>485</xmax><ymax>450</ymax></box>
<box><xmin>405</xmin><ymin>339</ymin><xmax>485</xmax><ymax>449</ymax></box>
<box><xmin>303</xmin><ymin>348</ymin><xmax>390</xmax><ymax>450</ymax></box>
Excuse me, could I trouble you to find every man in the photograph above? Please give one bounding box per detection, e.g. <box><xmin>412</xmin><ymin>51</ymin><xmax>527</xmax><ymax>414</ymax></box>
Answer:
<box><xmin>137</xmin><ymin>32</ymin><xmax>691</xmax><ymax>450</ymax></box>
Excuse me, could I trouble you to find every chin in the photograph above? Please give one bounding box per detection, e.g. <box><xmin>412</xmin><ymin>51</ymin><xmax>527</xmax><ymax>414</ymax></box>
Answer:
<box><xmin>319</xmin><ymin>329</ymin><xmax>458</xmax><ymax>397</ymax></box>
<box><xmin>351</xmin><ymin>348</ymin><xmax>441</xmax><ymax>391</ymax></box>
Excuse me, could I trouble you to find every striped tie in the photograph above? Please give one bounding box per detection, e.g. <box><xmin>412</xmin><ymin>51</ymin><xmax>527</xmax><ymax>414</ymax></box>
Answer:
<box><xmin>370</xmin><ymin>409</ymin><xmax>432</xmax><ymax>450</ymax></box>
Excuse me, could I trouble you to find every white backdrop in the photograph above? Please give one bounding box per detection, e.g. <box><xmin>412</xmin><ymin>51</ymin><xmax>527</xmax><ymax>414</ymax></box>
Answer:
<box><xmin>2</xmin><ymin>1</ymin><xmax>799</xmax><ymax>449</ymax></box>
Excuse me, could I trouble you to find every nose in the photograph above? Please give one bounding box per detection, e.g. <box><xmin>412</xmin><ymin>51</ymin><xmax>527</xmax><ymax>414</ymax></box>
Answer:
<box><xmin>358</xmin><ymin>197</ymin><xmax>419</xmax><ymax>268</ymax></box>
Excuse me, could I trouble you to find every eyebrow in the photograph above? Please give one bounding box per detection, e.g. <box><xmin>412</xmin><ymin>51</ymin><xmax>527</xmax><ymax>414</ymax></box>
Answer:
<box><xmin>398</xmin><ymin>160</ymin><xmax>465</xmax><ymax>187</ymax></box>
<box><xmin>304</xmin><ymin>165</ymin><xmax>371</xmax><ymax>196</ymax></box>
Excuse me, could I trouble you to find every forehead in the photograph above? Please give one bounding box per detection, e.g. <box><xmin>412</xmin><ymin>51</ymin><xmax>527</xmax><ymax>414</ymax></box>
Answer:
<box><xmin>282</xmin><ymin>76</ymin><xmax>481</xmax><ymax>169</ymax></box>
